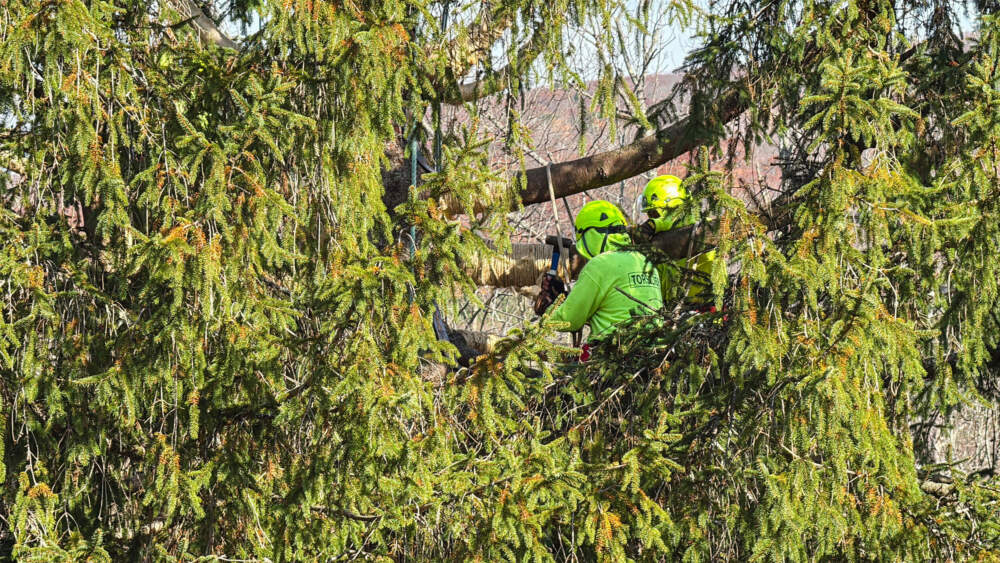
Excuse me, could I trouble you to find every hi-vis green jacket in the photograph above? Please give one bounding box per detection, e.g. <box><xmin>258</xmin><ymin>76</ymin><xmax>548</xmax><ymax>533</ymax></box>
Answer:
<box><xmin>549</xmin><ymin>250</ymin><xmax>663</xmax><ymax>339</ymax></box>
<box><xmin>646</xmin><ymin>216</ymin><xmax>716</xmax><ymax>303</ymax></box>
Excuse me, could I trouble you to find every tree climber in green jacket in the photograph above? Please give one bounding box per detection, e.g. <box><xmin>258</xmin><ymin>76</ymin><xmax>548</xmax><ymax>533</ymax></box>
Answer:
<box><xmin>638</xmin><ymin>175</ymin><xmax>717</xmax><ymax>306</ymax></box>
<box><xmin>534</xmin><ymin>200</ymin><xmax>664</xmax><ymax>350</ymax></box>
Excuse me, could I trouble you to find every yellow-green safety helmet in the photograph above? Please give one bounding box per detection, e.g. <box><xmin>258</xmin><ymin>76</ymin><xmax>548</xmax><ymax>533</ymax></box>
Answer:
<box><xmin>574</xmin><ymin>200</ymin><xmax>630</xmax><ymax>259</ymax></box>
<box><xmin>642</xmin><ymin>175</ymin><xmax>686</xmax><ymax>213</ymax></box>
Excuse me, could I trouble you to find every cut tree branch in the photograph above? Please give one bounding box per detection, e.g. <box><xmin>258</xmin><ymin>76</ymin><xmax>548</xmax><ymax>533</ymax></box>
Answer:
<box><xmin>434</xmin><ymin>86</ymin><xmax>748</xmax><ymax>219</ymax></box>
<box><xmin>465</xmin><ymin>241</ymin><xmax>584</xmax><ymax>288</ymax></box>
<box><xmin>648</xmin><ymin>224</ymin><xmax>711</xmax><ymax>260</ymax></box>
<box><xmin>163</xmin><ymin>0</ymin><xmax>239</xmax><ymax>50</ymax></box>
<box><xmin>516</xmin><ymin>88</ymin><xmax>748</xmax><ymax>206</ymax></box>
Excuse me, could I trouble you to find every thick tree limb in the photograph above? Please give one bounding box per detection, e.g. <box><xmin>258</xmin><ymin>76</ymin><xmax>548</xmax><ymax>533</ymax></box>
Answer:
<box><xmin>535</xmin><ymin>41</ymin><xmax>922</xmax><ymax>213</ymax></box>
<box><xmin>444</xmin><ymin>3</ymin><xmax>518</xmax><ymax>81</ymax></box>
<box><xmin>0</xmin><ymin>150</ymin><xmax>26</xmax><ymax>177</ymax></box>
<box><xmin>647</xmin><ymin>224</ymin><xmax>710</xmax><ymax>260</ymax></box>
<box><xmin>431</xmin><ymin>87</ymin><xmax>749</xmax><ymax>218</ymax></box>
<box><xmin>451</xmin><ymin>330</ymin><xmax>499</xmax><ymax>356</ymax></box>
<box><xmin>444</xmin><ymin>22</ymin><xmax>547</xmax><ymax>105</ymax></box>
<box><xmin>466</xmin><ymin>242</ymin><xmax>584</xmax><ymax>288</ymax></box>
<box><xmin>517</xmin><ymin>88</ymin><xmax>748</xmax><ymax>206</ymax></box>
<box><xmin>519</xmin><ymin>43</ymin><xmax>918</xmax><ymax>219</ymax></box>
<box><xmin>163</xmin><ymin>0</ymin><xmax>239</xmax><ymax>50</ymax></box>
<box><xmin>919</xmin><ymin>479</ymin><xmax>954</xmax><ymax>496</ymax></box>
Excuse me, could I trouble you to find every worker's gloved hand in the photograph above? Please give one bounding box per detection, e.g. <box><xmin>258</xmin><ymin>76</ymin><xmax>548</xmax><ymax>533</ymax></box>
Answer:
<box><xmin>640</xmin><ymin>216</ymin><xmax>675</xmax><ymax>239</ymax></box>
<box><xmin>639</xmin><ymin>219</ymin><xmax>657</xmax><ymax>239</ymax></box>
<box><xmin>533</xmin><ymin>274</ymin><xmax>566</xmax><ymax>316</ymax></box>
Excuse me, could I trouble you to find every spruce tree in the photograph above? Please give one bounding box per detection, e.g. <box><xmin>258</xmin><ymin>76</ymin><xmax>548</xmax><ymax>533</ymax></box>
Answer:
<box><xmin>0</xmin><ymin>1</ymin><xmax>998</xmax><ymax>561</ymax></box>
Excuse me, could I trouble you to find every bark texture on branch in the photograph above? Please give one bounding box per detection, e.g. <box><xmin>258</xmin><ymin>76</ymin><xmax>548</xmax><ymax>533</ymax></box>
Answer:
<box><xmin>444</xmin><ymin>23</ymin><xmax>547</xmax><ymax>105</ymax></box>
<box><xmin>466</xmin><ymin>243</ymin><xmax>584</xmax><ymax>288</ymax></box>
<box><xmin>517</xmin><ymin>89</ymin><xmax>747</xmax><ymax>207</ymax></box>
<box><xmin>648</xmin><ymin>225</ymin><xmax>706</xmax><ymax>260</ymax></box>
<box><xmin>452</xmin><ymin>330</ymin><xmax>500</xmax><ymax>356</ymax></box>
<box><xmin>165</xmin><ymin>0</ymin><xmax>239</xmax><ymax>50</ymax></box>
<box><xmin>438</xmin><ymin>2</ymin><xmax>518</xmax><ymax>89</ymax></box>
<box><xmin>386</xmin><ymin>87</ymin><xmax>749</xmax><ymax>216</ymax></box>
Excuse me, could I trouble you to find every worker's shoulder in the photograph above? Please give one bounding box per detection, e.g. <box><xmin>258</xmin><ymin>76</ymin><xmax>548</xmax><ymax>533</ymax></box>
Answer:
<box><xmin>582</xmin><ymin>250</ymin><xmax>654</xmax><ymax>273</ymax></box>
<box><xmin>592</xmin><ymin>249</ymin><xmax>649</xmax><ymax>264</ymax></box>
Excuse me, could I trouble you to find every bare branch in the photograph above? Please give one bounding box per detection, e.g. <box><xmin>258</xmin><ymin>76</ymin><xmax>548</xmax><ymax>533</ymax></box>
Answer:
<box><xmin>516</xmin><ymin>88</ymin><xmax>748</xmax><ymax>206</ymax></box>
<box><xmin>445</xmin><ymin>23</ymin><xmax>547</xmax><ymax>105</ymax></box>
<box><xmin>0</xmin><ymin>150</ymin><xmax>26</xmax><ymax>177</ymax></box>
<box><xmin>452</xmin><ymin>3</ymin><xmax>517</xmax><ymax>71</ymax></box>
<box><xmin>163</xmin><ymin>0</ymin><xmax>239</xmax><ymax>50</ymax></box>
<box><xmin>431</xmin><ymin>86</ymin><xmax>748</xmax><ymax>218</ymax></box>
<box><xmin>919</xmin><ymin>479</ymin><xmax>953</xmax><ymax>497</ymax></box>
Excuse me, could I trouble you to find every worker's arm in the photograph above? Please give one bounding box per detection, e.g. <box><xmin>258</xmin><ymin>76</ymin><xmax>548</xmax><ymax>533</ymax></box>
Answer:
<box><xmin>548</xmin><ymin>269</ymin><xmax>602</xmax><ymax>332</ymax></box>
<box><xmin>533</xmin><ymin>273</ymin><xmax>567</xmax><ymax>315</ymax></box>
<box><xmin>637</xmin><ymin>216</ymin><xmax>672</xmax><ymax>239</ymax></box>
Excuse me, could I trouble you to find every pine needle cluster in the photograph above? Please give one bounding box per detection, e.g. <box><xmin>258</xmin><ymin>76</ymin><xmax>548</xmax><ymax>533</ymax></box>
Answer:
<box><xmin>0</xmin><ymin>0</ymin><xmax>999</xmax><ymax>561</ymax></box>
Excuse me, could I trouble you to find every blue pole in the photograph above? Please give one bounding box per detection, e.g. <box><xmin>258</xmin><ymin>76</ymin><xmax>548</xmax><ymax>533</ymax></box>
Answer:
<box><xmin>434</xmin><ymin>1</ymin><xmax>450</xmax><ymax>167</ymax></box>
<box><xmin>409</xmin><ymin>135</ymin><xmax>418</xmax><ymax>258</ymax></box>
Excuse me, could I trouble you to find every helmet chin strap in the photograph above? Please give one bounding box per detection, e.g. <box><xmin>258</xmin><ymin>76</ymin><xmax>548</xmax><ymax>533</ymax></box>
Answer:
<box><xmin>578</xmin><ymin>224</ymin><xmax>627</xmax><ymax>258</ymax></box>
<box><xmin>581</xmin><ymin>231</ymin><xmax>595</xmax><ymax>258</ymax></box>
